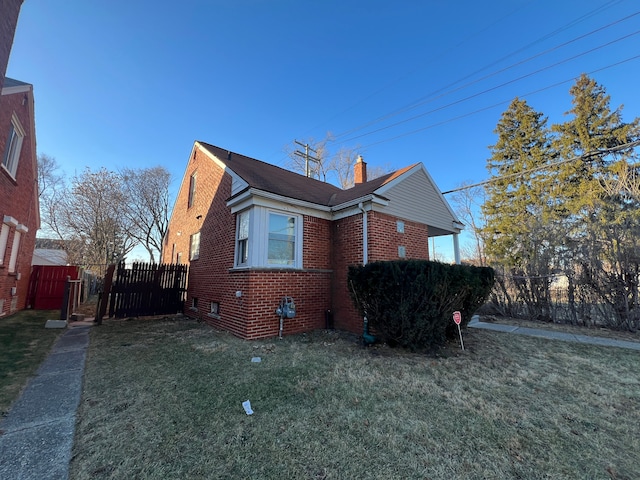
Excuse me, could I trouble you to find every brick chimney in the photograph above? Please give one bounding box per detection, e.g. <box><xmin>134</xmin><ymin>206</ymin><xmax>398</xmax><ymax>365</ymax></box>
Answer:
<box><xmin>354</xmin><ymin>155</ymin><xmax>367</xmax><ymax>184</ymax></box>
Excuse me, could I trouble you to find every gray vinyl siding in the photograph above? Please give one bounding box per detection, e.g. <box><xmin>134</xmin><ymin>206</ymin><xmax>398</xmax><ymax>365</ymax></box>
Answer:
<box><xmin>375</xmin><ymin>169</ymin><xmax>459</xmax><ymax>235</ymax></box>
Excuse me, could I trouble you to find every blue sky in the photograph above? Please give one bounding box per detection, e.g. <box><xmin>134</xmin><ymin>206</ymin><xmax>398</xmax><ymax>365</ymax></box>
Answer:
<box><xmin>7</xmin><ymin>0</ymin><xmax>640</xmax><ymax>260</ymax></box>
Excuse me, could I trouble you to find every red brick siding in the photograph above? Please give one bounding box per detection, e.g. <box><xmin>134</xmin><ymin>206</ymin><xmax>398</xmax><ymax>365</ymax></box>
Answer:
<box><xmin>0</xmin><ymin>0</ymin><xmax>23</xmax><ymax>90</ymax></box>
<box><xmin>331</xmin><ymin>214</ymin><xmax>364</xmax><ymax>334</ymax></box>
<box><xmin>0</xmin><ymin>89</ymin><xmax>37</xmax><ymax>316</ymax></box>
<box><xmin>368</xmin><ymin>211</ymin><xmax>429</xmax><ymax>262</ymax></box>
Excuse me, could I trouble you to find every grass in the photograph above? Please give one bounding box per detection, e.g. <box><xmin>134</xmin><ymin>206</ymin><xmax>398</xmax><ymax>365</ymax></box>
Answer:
<box><xmin>0</xmin><ymin>309</ymin><xmax>63</xmax><ymax>415</ymax></box>
<box><xmin>71</xmin><ymin>318</ymin><xmax>640</xmax><ymax>480</ymax></box>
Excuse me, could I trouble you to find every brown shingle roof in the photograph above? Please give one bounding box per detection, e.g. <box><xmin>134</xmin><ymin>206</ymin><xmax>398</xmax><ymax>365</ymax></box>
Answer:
<box><xmin>198</xmin><ymin>141</ymin><xmax>413</xmax><ymax>207</ymax></box>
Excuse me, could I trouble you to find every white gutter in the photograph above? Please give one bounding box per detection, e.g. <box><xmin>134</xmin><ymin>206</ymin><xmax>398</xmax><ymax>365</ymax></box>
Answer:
<box><xmin>358</xmin><ymin>202</ymin><xmax>368</xmax><ymax>265</ymax></box>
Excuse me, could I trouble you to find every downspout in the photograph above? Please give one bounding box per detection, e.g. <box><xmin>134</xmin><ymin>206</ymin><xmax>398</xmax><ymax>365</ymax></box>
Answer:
<box><xmin>358</xmin><ymin>202</ymin><xmax>368</xmax><ymax>265</ymax></box>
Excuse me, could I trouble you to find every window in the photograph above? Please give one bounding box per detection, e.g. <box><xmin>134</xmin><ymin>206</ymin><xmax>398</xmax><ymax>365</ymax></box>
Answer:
<box><xmin>236</xmin><ymin>211</ymin><xmax>249</xmax><ymax>266</ymax></box>
<box><xmin>233</xmin><ymin>207</ymin><xmax>302</xmax><ymax>269</ymax></box>
<box><xmin>398</xmin><ymin>245</ymin><xmax>406</xmax><ymax>258</ymax></box>
<box><xmin>209</xmin><ymin>301</ymin><xmax>220</xmax><ymax>318</ymax></box>
<box><xmin>176</xmin><ymin>252</ymin><xmax>182</xmax><ymax>264</ymax></box>
<box><xmin>268</xmin><ymin>213</ymin><xmax>296</xmax><ymax>266</ymax></box>
<box><xmin>189</xmin><ymin>231</ymin><xmax>200</xmax><ymax>260</ymax></box>
<box><xmin>2</xmin><ymin>114</ymin><xmax>25</xmax><ymax>179</ymax></box>
<box><xmin>397</xmin><ymin>221</ymin><xmax>405</xmax><ymax>233</ymax></box>
<box><xmin>188</xmin><ymin>172</ymin><xmax>196</xmax><ymax>208</ymax></box>
<box><xmin>8</xmin><ymin>231</ymin><xmax>21</xmax><ymax>272</ymax></box>
<box><xmin>0</xmin><ymin>224</ymin><xmax>9</xmax><ymax>265</ymax></box>
<box><xmin>190</xmin><ymin>297</ymin><xmax>198</xmax><ymax>311</ymax></box>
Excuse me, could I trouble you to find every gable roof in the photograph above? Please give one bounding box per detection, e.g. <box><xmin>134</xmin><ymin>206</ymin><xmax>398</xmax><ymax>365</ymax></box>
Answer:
<box><xmin>198</xmin><ymin>141</ymin><xmax>416</xmax><ymax>207</ymax></box>
<box><xmin>198</xmin><ymin>142</ymin><xmax>343</xmax><ymax>205</ymax></box>
<box><xmin>194</xmin><ymin>141</ymin><xmax>461</xmax><ymax>234</ymax></box>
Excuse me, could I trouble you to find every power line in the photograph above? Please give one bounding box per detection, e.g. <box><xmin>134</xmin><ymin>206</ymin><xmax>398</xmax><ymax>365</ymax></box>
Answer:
<box><xmin>337</xmin><ymin>30</ymin><xmax>640</xmax><ymax>146</ymax></box>
<box><xmin>441</xmin><ymin>139</ymin><xmax>640</xmax><ymax>195</ymax></box>
<box><xmin>330</xmin><ymin>9</ymin><xmax>640</xmax><ymax>142</ymax></box>
<box><xmin>355</xmin><ymin>54</ymin><xmax>640</xmax><ymax>152</ymax></box>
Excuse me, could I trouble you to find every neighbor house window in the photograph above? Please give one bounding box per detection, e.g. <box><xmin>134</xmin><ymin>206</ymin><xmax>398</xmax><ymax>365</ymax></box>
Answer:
<box><xmin>2</xmin><ymin>114</ymin><xmax>25</xmax><ymax>179</ymax></box>
<box><xmin>188</xmin><ymin>172</ymin><xmax>196</xmax><ymax>208</ymax></box>
<box><xmin>176</xmin><ymin>252</ymin><xmax>182</xmax><ymax>264</ymax></box>
<box><xmin>236</xmin><ymin>211</ymin><xmax>249</xmax><ymax>266</ymax></box>
<box><xmin>268</xmin><ymin>213</ymin><xmax>296</xmax><ymax>266</ymax></box>
<box><xmin>189</xmin><ymin>231</ymin><xmax>200</xmax><ymax>260</ymax></box>
<box><xmin>0</xmin><ymin>224</ymin><xmax>9</xmax><ymax>265</ymax></box>
<box><xmin>397</xmin><ymin>221</ymin><xmax>405</xmax><ymax>233</ymax></box>
<box><xmin>398</xmin><ymin>245</ymin><xmax>406</xmax><ymax>258</ymax></box>
<box><xmin>8</xmin><ymin>231</ymin><xmax>21</xmax><ymax>272</ymax></box>
<box><xmin>191</xmin><ymin>297</ymin><xmax>198</xmax><ymax>311</ymax></box>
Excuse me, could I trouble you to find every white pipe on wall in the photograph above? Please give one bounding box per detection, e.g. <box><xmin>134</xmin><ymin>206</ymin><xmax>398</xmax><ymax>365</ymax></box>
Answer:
<box><xmin>358</xmin><ymin>202</ymin><xmax>368</xmax><ymax>265</ymax></box>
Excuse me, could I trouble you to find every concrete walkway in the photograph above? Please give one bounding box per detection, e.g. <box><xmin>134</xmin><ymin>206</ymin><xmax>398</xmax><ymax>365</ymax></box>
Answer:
<box><xmin>468</xmin><ymin>316</ymin><xmax>640</xmax><ymax>351</ymax></box>
<box><xmin>0</xmin><ymin>324</ymin><xmax>91</xmax><ymax>480</ymax></box>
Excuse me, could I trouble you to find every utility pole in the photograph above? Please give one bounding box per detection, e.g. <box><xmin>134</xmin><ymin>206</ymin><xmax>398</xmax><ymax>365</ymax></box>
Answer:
<box><xmin>294</xmin><ymin>140</ymin><xmax>320</xmax><ymax>178</ymax></box>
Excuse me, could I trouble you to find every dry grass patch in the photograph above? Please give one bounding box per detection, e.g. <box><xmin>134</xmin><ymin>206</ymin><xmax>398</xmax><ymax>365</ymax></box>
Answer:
<box><xmin>71</xmin><ymin>318</ymin><xmax>640</xmax><ymax>479</ymax></box>
<box><xmin>0</xmin><ymin>309</ymin><xmax>62</xmax><ymax>415</ymax></box>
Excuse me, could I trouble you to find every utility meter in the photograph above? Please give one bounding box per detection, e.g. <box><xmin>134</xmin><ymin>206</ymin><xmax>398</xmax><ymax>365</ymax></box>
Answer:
<box><xmin>276</xmin><ymin>297</ymin><xmax>296</xmax><ymax>318</ymax></box>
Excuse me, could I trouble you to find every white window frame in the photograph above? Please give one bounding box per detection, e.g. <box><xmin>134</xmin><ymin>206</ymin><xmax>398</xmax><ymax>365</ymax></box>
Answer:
<box><xmin>8</xmin><ymin>230</ymin><xmax>21</xmax><ymax>272</ymax></box>
<box><xmin>0</xmin><ymin>224</ymin><xmax>10</xmax><ymax>265</ymax></box>
<box><xmin>2</xmin><ymin>113</ymin><xmax>25</xmax><ymax>179</ymax></box>
<box><xmin>189</xmin><ymin>231</ymin><xmax>200</xmax><ymax>260</ymax></box>
<box><xmin>235</xmin><ymin>210</ymin><xmax>250</xmax><ymax>267</ymax></box>
<box><xmin>266</xmin><ymin>212</ymin><xmax>298</xmax><ymax>267</ymax></box>
<box><xmin>233</xmin><ymin>207</ymin><xmax>303</xmax><ymax>269</ymax></box>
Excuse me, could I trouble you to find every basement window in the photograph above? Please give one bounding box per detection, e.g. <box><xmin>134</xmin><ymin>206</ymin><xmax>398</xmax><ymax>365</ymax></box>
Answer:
<box><xmin>208</xmin><ymin>301</ymin><xmax>220</xmax><ymax>319</ymax></box>
<box><xmin>190</xmin><ymin>297</ymin><xmax>198</xmax><ymax>311</ymax></box>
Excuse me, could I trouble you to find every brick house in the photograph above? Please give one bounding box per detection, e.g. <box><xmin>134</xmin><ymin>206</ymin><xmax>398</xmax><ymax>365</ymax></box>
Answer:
<box><xmin>0</xmin><ymin>78</ymin><xmax>38</xmax><ymax>316</ymax></box>
<box><xmin>163</xmin><ymin>141</ymin><xmax>462</xmax><ymax>339</ymax></box>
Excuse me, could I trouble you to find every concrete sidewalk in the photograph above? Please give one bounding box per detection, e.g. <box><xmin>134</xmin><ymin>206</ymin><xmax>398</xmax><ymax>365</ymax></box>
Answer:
<box><xmin>0</xmin><ymin>324</ymin><xmax>91</xmax><ymax>480</ymax></box>
<box><xmin>468</xmin><ymin>316</ymin><xmax>640</xmax><ymax>351</ymax></box>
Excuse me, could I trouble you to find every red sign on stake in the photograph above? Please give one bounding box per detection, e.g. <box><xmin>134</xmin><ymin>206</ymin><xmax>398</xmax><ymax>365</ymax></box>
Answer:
<box><xmin>453</xmin><ymin>311</ymin><xmax>462</xmax><ymax>325</ymax></box>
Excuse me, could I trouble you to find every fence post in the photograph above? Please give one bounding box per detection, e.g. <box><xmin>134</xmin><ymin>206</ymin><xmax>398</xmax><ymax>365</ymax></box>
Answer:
<box><xmin>60</xmin><ymin>276</ymin><xmax>71</xmax><ymax>321</ymax></box>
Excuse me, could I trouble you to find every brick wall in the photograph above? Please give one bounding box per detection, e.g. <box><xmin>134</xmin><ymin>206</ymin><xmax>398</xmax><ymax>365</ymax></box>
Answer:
<box><xmin>331</xmin><ymin>213</ymin><xmax>364</xmax><ymax>333</ymax></box>
<box><xmin>0</xmin><ymin>88</ymin><xmax>37</xmax><ymax>316</ymax></box>
<box><xmin>0</xmin><ymin>0</ymin><xmax>23</xmax><ymax>91</ymax></box>
<box><xmin>368</xmin><ymin>211</ymin><xmax>429</xmax><ymax>262</ymax></box>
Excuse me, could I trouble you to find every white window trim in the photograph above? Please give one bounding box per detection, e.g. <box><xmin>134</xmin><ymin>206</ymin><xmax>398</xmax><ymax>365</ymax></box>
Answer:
<box><xmin>0</xmin><ymin>224</ymin><xmax>10</xmax><ymax>266</ymax></box>
<box><xmin>235</xmin><ymin>210</ymin><xmax>250</xmax><ymax>267</ymax></box>
<box><xmin>233</xmin><ymin>206</ymin><xmax>303</xmax><ymax>269</ymax></box>
<box><xmin>189</xmin><ymin>231</ymin><xmax>201</xmax><ymax>261</ymax></box>
<box><xmin>8</xmin><ymin>230</ymin><xmax>21</xmax><ymax>272</ymax></box>
<box><xmin>2</xmin><ymin>113</ymin><xmax>25</xmax><ymax>179</ymax></box>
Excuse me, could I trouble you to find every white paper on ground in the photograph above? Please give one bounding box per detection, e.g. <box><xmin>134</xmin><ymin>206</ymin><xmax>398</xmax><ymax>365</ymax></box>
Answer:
<box><xmin>242</xmin><ymin>400</ymin><xmax>254</xmax><ymax>415</ymax></box>
<box><xmin>251</xmin><ymin>357</ymin><xmax>261</xmax><ymax>363</ymax></box>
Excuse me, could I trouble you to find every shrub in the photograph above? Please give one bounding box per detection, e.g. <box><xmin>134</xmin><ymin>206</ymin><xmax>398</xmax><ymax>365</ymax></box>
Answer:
<box><xmin>348</xmin><ymin>260</ymin><xmax>494</xmax><ymax>351</ymax></box>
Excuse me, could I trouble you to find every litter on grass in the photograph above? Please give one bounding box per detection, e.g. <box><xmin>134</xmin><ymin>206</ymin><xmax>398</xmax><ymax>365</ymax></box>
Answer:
<box><xmin>242</xmin><ymin>400</ymin><xmax>254</xmax><ymax>415</ymax></box>
<box><xmin>251</xmin><ymin>357</ymin><xmax>261</xmax><ymax>363</ymax></box>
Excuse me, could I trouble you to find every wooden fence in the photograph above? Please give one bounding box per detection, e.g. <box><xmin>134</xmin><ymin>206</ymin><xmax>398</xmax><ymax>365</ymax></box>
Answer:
<box><xmin>97</xmin><ymin>262</ymin><xmax>188</xmax><ymax>320</ymax></box>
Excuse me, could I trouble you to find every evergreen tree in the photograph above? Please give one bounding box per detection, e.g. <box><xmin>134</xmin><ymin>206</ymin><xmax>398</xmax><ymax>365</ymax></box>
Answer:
<box><xmin>551</xmin><ymin>74</ymin><xmax>640</xmax><ymax>327</ymax></box>
<box><xmin>482</xmin><ymin>98</ymin><xmax>556</xmax><ymax>319</ymax></box>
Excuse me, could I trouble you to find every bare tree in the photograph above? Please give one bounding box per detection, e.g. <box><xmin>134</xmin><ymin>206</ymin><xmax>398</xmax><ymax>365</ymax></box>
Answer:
<box><xmin>121</xmin><ymin>166</ymin><xmax>172</xmax><ymax>262</ymax></box>
<box><xmin>450</xmin><ymin>183</ymin><xmax>486</xmax><ymax>266</ymax></box>
<box><xmin>58</xmin><ymin>168</ymin><xmax>137</xmax><ymax>274</ymax></box>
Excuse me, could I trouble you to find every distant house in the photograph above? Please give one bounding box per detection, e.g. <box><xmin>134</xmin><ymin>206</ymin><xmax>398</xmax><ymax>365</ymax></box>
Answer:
<box><xmin>163</xmin><ymin>141</ymin><xmax>462</xmax><ymax>339</ymax></box>
<box><xmin>32</xmin><ymin>238</ymin><xmax>68</xmax><ymax>266</ymax></box>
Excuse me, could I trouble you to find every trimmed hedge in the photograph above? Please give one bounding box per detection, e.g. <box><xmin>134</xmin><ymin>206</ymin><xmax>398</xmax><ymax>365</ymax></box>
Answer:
<box><xmin>348</xmin><ymin>260</ymin><xmax>495</xmax><ymax>351</ymax></box>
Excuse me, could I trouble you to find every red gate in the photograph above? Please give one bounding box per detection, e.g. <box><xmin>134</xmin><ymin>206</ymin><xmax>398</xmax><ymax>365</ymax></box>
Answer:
<box><xmin>28</xmin><ymin>265</ymin><xmax>79</xmax><ymax>310</ymax></box>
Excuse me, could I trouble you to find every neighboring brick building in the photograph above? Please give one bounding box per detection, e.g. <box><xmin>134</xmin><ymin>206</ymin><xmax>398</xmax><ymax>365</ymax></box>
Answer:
<box><xmin>0</xmin><ymin>77</ymin><xmax>38</xmax><ymax>316</ymax></box>
<box><xmin>0</xmin><ymin>0</ymin><xmax>24</xmax><ymax>92</ymax></box>
<box><xmin>163</xmin><ymin>141</ymin><xmax>462</xmax><ymax>339</ymax></box>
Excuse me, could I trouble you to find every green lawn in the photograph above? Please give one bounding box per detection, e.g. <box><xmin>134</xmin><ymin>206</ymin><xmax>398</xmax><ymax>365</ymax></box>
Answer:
<box><xmin>0</xmin><ymin>309</ymin><xmax>62</xmax><ymax>415</ymax></box>
<box><xmin>71</xmin><ymin>318</ymin><xmax>640</xmax><ymax>479</ymax></box>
